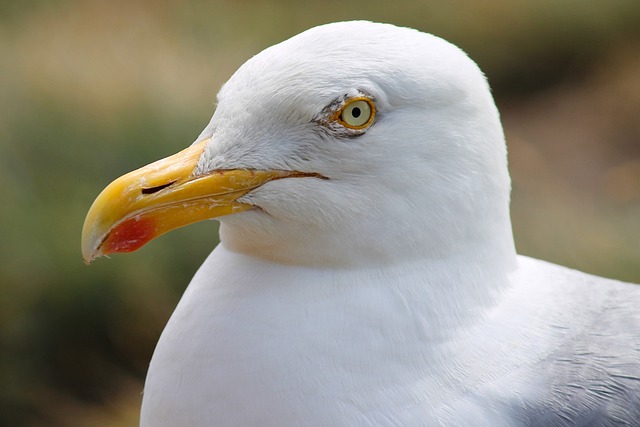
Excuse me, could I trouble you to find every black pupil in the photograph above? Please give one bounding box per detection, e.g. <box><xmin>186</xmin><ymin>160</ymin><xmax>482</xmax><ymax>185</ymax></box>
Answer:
<box><xmin>351</xmin><ymin>106</ymin><xmax>361</xmax><ymax>118</ymax></box>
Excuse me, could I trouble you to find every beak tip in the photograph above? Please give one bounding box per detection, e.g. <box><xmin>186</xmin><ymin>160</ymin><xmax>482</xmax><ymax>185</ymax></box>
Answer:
<box><xmin>81</xmin><ymin>241</ymin><xmax>99</xmax><ymax>265</ymax></box>
<box><xmin>81</xmin><ymin>222</ymin><xmax>104</xmax><ymax>265</ymax></box>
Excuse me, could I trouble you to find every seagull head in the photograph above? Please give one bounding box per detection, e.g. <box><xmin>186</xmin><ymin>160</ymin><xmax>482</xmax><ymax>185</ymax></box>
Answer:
<box><xmin>82</xmin><ymin>21</ymin><xmax>515</xmax><ymax>268</ymax></box>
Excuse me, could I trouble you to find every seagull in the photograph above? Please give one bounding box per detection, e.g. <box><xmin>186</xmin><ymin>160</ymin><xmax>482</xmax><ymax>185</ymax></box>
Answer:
<box><xmin>82</xmin><ymin>21</ymin><xmax>640</xmax><ymax>426</ymax></box>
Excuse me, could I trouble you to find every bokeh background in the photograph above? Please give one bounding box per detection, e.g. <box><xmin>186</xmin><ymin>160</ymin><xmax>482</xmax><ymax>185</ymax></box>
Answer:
<box><xmin>1</xmin><ymin>0</ymin><xmax>639</xmax><ymax>425</ymax></box>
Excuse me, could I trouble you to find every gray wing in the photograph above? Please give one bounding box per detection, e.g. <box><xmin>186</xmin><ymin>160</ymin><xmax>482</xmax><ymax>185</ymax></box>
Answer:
<box><xmin>438</xmin><ymin>264</ymin><xmax>640</xmax><ymax>427</ymax></box>
<box><xmin>524</xmin><ymin>282</ymin><xmax>640</xmax><ymax>427</ymax></box>
<box><xmin>503</xmin><ymin>275</ymin><xmax>640</xmax><ymax>426</ymax></box>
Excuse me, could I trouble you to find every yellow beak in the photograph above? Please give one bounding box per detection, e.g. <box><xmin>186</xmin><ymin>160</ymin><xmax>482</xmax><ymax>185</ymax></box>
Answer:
<box><xmin>81</xmin><ymin>139</ymin><xmax>316</xmax><ymax>263</ymax></box>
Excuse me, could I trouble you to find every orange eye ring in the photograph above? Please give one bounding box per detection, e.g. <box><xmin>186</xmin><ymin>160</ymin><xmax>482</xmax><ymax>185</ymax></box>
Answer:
<box><xmin>334</xmin><ymin>97</ymin><xmax>376</xmax><ymax>130</ymax></box>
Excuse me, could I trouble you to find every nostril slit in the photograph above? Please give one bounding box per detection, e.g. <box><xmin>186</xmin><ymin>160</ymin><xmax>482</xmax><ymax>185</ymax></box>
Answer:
<box><xmin>142</xmin><ymin>182</ymin><xmax>175</xmax><ymax>195</ymax></box>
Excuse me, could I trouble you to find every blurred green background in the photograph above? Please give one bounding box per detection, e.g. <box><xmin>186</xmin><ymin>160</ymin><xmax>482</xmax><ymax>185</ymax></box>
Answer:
<box><xmin>1</xmin><ymin>0</ymin><xmax>639</xmax><ymax>425</ymax></box>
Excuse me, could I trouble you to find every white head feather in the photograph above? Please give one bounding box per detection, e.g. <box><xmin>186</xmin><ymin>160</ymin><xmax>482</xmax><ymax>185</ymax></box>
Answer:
<box><xmin>192</xmin><ymin>21</ymin><xmax>515</xmax><ymax>270</ymax></box>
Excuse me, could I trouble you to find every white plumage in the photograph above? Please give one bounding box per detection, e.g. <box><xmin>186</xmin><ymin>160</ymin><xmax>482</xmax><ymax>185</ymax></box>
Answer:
<box><xmin>92</xmin><ymin>21</ymin><xmax>640</xmax><ymax>426</ymax></box>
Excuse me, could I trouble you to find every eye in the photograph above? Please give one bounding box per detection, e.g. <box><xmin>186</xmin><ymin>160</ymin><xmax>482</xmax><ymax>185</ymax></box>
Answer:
<box><xmin>337</xmin><ymin>97</ymin><xmax>375</xmax><ymax>130</ymax></box>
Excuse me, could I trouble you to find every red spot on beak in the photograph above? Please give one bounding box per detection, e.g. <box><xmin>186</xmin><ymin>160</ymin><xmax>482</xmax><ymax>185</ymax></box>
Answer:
<box><xmin>102</xmin><ymin>216</ymin><xmax>156</xmax><ymax>254</ymax></box>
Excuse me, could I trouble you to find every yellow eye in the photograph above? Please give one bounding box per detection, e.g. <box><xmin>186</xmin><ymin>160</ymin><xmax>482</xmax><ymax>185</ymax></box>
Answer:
<box><xmin>337</xmin><ymin>98</ymin><xmax>375</xmax><ymax>129</ymax></box>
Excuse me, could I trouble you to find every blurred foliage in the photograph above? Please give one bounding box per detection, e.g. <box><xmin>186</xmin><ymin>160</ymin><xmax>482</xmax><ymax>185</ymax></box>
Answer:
<box><xmin>1</xmin><ymin>0</ymin><xmax>639</xmax><ymax>426</ymax></box>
